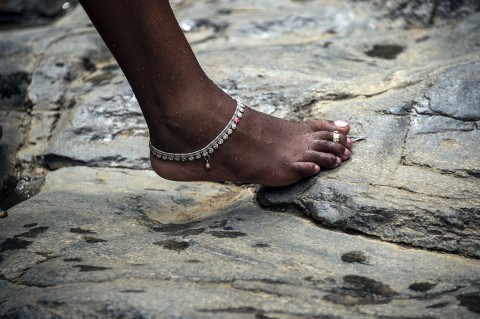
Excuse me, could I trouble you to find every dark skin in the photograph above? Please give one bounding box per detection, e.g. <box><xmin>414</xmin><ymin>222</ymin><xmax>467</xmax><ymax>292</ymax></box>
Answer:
<box><xmin>79</xmin><ymin>0</ymin><xmax>352</xmax><ymax>187</ymax></box>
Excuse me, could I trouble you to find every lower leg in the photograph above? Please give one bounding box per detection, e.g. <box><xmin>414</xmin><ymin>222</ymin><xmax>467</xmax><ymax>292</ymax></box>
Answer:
<box><xmin>79</xmin><ymin>0</ymin><xmax>352</xmax><ymax>186</ymax></box>
<box><xmin>79</xmin><ymin>0</ymin><xmax>232</xmax><ymax>150</ymax></box>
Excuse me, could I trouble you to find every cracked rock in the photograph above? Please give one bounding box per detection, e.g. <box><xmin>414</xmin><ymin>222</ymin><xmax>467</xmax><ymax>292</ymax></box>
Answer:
<box><xmin>366</xmin><ymin>0</ymin><xmax>480</xmax><ymax>27</ymax></box>
<box><xmin>258</xmin><ymin>61</ymin><xmax>480</xmax><ymax>259</ymax></box>
<box><xmin>425</xmin><ymin>62</ymin><xmax>480</xmax><ymax>121</ymax></box>
<box><xmin>1</xmin><ymin>167</ymin><xmax>480</xmax><ymax>318</ymax></box>
<box><xmin>1</xmin><ymin>0</ymin><xmax>480</xmax><ymax>317</ymax></box>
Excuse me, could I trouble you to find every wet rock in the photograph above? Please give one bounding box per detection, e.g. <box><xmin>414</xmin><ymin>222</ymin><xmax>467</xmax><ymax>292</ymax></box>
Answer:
<box><xmin>42</xmin><ymin>86</ymin><xmax>150</xmax><ymax>170</ymax></box>
<box><xmin>457</xmin><ymin>292</ymin><xmax>480</xmax><ymax>314</ymax></box>
<box><xmin>365</xmin><ymin>0</ymin><xmax>480</xmax><ymax>27</ymax></box>
<box><xmin>409</xmin><ymin>282</ymin><xmax>437</xmax><ymax>292</ymax></box>
<box><xmin>180</xmin><ymin>18</ymin><xmax>228</xmax><ymax>44</ymax></box>
<box><xmin>341</xmin><ymin>251</ymin><xmax>369</xmax><ymax>264</ymax></box>
<box><xmin>73</xmin><ymin>265</ymin><xmax>111</xmax><ymax>272</ymax></box>
<box><xmin>154</xmin><ymin>239</ymin><xmax>190</xmax><ymax>252</ymax></box>
<box><xmin>1</xmin><ymin>167</ymin><xmax>480</xmax><ymax>318</ymax></box>
<box><xmin>0</xmin><ymin>176</ymin><xmax>44</xmax><ymax>212</ymax></box>
<box><xmin>0</xmin><ymin>0</ymin><xmax>74</xmax><ymax>23</ymax></box>
<box><xmin>1</xmin><ymin>1</ymin><xmax>480</xmax><ymax>317</ymax></box>
<box><xmin>365</xmin><ymin>44</ymin><xmax>405</xmax><ymax>59</ymax></box>
<box><xmin>323</xmin><ymin>275</ymin><xmax>398</xmax><ymax>305</ymax></box>
<box><xmin>0</xmin><ymin>72</ymin><xmax>30</xmax><ymax>106</ymax></box>
<box><xmin>258</xmin><ymin>61</ymin><xmax>480</xmax><ymax>259</ymax></box>
<box><xmin>0</xmin><ymin>111</ymin><xmax>26</xmax><ymax>203</ymax></box>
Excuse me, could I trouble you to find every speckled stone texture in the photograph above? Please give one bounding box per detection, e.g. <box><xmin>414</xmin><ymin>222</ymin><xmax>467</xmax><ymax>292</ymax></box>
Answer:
<box><xmin>2</xmin><ymin>167</ymin><xmax>480</xmax><ymax>318</ymax></box>
<box><xmin>1</xmin><ymin>0</ymin><xmax>480</xmax><ymax>318</ymax></box>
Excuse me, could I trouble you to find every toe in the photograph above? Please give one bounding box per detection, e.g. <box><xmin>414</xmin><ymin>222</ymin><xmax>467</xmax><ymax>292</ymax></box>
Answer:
<box><xmin>291</xmin><ymin>162</ymin><xmax>321</xmax><ymax>179</ymax></box>
<box><xmin>308</xmin><ymin>119</ymin><xmax>350</xmax><ymax>135</ymax></box>
<box><xmin>303</xmin><ymin>150</ymin><xmax>341</xmax><ymax>169</ymax></box>
<box><xmin>311</xmin><ymin>140</ymin><xmax>350</xmax><ymax>161</ymax></box>
<box><xmin>314</xmin><ymin>131</ymin><xmax>352</xmax><ymax>149</ymax></box>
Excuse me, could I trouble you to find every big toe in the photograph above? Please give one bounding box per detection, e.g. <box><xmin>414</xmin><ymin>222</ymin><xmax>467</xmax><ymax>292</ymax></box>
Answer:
<box><xmin>309</xmin><ymin>119</ymin><xmax>350</xmax><ymax>135</ymax></box>
<box><xmin>333</xmin><ymin>120</ymin><xmax>350</xmax><ymax>134</ymax></box>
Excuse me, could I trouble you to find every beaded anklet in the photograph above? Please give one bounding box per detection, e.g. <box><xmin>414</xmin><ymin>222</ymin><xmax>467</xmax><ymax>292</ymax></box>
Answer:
<box><xmin>149</xmin><ymin>99</ymin><xmax>245</xmax><ymax>170</ymax></box>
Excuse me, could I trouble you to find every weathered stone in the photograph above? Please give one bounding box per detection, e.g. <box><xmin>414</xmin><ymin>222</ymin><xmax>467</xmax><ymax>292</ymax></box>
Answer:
<box><xmin>1</xmin><ymin>0</ymin><xmax>480</xmax><ymax>317</ymax></box>
<box><xmin>258</xmin><ymin>62</ymin><xmax>480</xmax><ymax>258</ymax></box>
<box><xmin>364</xmin><ymin>0</ymin><xmax>480</xmax><ymax>27</ymax></box>
<box><xmin>403</xmin><ymin>63</ymin><xmax>480</xmax><ymax>176</ymax></box>
<box><xmin>9</xmin><ymin>2</ymin><xmax>480</xmax><ymax>175</ymax></box>
<box><xmin>0</xmin><ymin>72</ymin><xmax>30</xmax><ymax>107</ymax></box>
<box><xmin>425</xmin><ymin>62</ymin><xmax>480</xmax><ymax>121</ymax></box>
<box><xmin>1</xmin><ymin>167</ymin><xmax>480</xmax><ymax>318</ymax></box>
<box><xmin>43</xmin><ymin>81</ymin><xmax>150</xmax><ymax>170</ymax></box>
<box><xmin>0</xmin><ymin>0</ymin><xmax>73</xmax><ymax>21</ymax></box>
<box><xmin>0</xmin><ymin>111</ymin><xmax>29</xmax><ymax>205</ymax></box>
<box><xmin>0</xmin><ymin>38</ymin><xmax>34</xmax><ymax>107</ymax></box>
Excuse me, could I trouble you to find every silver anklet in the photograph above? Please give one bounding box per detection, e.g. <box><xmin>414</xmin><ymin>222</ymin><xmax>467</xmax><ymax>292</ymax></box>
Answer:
<box><xmin>149</xmin><ymin>99</ymin><xmax>245</xmax><ymax>170</ymax></box>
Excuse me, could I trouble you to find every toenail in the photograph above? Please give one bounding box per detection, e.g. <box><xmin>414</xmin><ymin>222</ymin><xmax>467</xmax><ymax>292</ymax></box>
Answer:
<box><xmin>336</xmin><ymin>157</ymin><xmax>341</xmax><ymax>165</ymax></box>
<box><xmin>344</xmin><ymin>149</ymin><xmax>351</xmax><ymax>157</ymax></box>
<box><xmin>347</xmin><ymin>137</ymin><xmax>352</xmax><ymax>144</ymax></box>
<box><xmin>334</xmin><ymin>120</ymin><xmax>349</xmax><ymax>127</ymax></box>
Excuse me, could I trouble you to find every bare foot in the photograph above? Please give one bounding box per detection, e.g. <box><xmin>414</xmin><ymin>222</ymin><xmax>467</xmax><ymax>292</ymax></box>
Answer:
<box><xmin>79</xmin><ymin>0</ymin><xmax>352</xmax><ymax>187</ymax></box>
<box><xmin>150</xmin><ymin>92</ymin><xmax>352</xmax><ymax>187</ymax></box>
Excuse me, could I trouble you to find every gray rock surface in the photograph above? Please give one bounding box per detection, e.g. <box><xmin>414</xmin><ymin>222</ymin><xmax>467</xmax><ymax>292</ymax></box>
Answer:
<box><xmin>1</xmin><ymin>167</ymin><xmax>480</xmax><ymax>318</ymax></box>
<box><xmin>259</xmin><ymin>61</ymin><xmax>480</xmax><ymax>258</ymax></box>
<box><xmin>366</xmin><ymin>0</ymin><xmax>480</xmax><ymax>27</ymax></box>
<box><xmin>0</xmin><ymin>0</ymin><xmax>74</xmax><ymax>23</ymax></box>
<box><xmin>1</xmin><ymin>0</ymin><xmax>480</xmax><ymax>317</ymax></box>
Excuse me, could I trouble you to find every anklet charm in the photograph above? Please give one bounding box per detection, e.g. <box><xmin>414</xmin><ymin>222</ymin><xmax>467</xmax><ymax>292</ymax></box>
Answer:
<box><xmin>204</xmin><ymin>155</ymin><xmax>211</xmax><ymax>170</ymax></box>
<box><xmin>149</xmin><ymin>99</ymin><xmax>245</xmax><ymax>170</ymax></box>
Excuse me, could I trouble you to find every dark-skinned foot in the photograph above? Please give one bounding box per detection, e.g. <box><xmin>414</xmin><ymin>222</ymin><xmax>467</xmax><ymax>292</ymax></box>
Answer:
<box><xmin>150</xmin><ymin>95</ymin><xmax>352</xmax><ymax>187</ymax></box>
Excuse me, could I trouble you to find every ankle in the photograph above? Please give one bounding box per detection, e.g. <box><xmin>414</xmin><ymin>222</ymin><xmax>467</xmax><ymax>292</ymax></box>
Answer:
<box><xmin>147</xmin><ymin>83</ymin><xmax>236</xmax><ymax>153</ymax></box>
<box><xmin>150</xmin><ymin>99</ymin><xmax>245</xmax><ymax>167</ymax></box>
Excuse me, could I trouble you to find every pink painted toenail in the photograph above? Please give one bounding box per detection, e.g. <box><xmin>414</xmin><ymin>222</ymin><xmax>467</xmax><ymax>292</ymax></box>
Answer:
<box><xmin>334</xmin><ymin>120</ymin><xmax>349</xmax><ymax>127</ymax></box>
<box><xmin>344</xmin><ymin>149</ymin><xmax>351</xmax><ymax>157</ymax></box>
<box><xmin>336</xmin><ymin>157</ymin><xmax>341</xmax><ymax>165</ymax></box>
